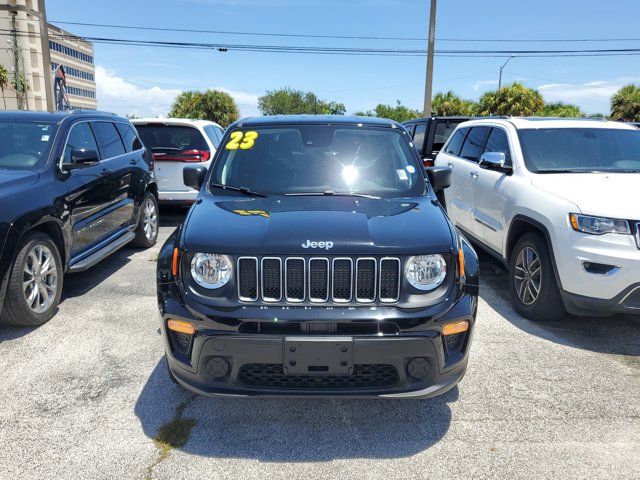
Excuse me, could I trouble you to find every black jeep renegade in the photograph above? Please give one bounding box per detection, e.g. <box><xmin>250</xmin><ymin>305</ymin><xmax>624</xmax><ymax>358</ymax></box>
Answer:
<box><xmin>157</xmin><ymin>115</ymin><xmax>479</xmax><ymax>398</ymax></box>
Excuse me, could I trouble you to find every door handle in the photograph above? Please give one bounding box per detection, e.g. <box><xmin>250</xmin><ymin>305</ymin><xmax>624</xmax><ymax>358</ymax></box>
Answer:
<box><xmin>447</xmin><ymin>162</ymin><xmax>454</xmax><ymax>167</ymax></box>
<box><xmin>101</xmin><ymin>168</ymin><xmax>112</xmax><ymax>176</ymax></box>
<box><xmin>470</xmin><ymin>171</ymin><xmax>479</xmax><ymax>178</ymax></box>
<box><xmin>130</xmin><ymin>158</ymin><xmax>138</xmax><ymax>165</ymax></box>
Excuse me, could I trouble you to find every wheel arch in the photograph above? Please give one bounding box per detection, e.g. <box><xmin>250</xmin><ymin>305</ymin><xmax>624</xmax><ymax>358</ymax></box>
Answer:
<box><xmin>506</xmin><ymin>215</ymin><xmax>564</xmax><ymax>290</ymax></box>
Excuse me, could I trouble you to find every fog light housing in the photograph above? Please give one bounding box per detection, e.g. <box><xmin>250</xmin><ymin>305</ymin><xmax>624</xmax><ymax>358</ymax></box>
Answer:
<box><xmin>205</xmin><ymin>356</ymin><xmax>230</xmax><ymax>379</ymax></box>
<box><xmin>407</xmin><ymin>357</ymin><xmax>431</xmax><ymax>379</ymax></box>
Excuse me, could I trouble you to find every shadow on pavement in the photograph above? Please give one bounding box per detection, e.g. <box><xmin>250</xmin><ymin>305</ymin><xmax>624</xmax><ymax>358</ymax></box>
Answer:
<box><xmin>61</xmin><ymin>246</ymin><xmax>137</xmax><ymax>301</ymax></box>
<box><xmin>159</xmin><ymin>205</ymin><xmax>189</xmax><ymax>228</ymax></box>
<box><xmin>135</xmin><ymin>358</ymin><xmax>455</xmax><ymax>461</ymax></box>
<box><xmin>478</xmin><ymin>250</ymin><xmax>640</xmax><ymax>359</ymax></box>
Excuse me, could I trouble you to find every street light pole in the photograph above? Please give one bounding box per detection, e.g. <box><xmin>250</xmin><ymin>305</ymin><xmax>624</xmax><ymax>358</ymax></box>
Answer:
<box><xmin>498</xmin><ymin>55</ymin><xmax>515</xmax><ymax>92</ymax></box>
<box><xmin>422</xmin><ymin>0</ymin><xmax>437</xmax><ymax>117</ymax></box>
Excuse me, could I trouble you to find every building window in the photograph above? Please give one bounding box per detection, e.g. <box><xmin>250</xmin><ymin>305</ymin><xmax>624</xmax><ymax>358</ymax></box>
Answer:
<box><xmin>49</xmin><ymin>40</ymin><xmax>94</xmax><ymax>64</ymax></box>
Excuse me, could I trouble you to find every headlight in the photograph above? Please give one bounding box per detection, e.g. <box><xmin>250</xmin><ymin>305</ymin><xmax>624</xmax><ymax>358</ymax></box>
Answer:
<box><xmin>405</xmin><ymin>254</ymin><xmax>447</xmax><ymax>290</ymax></box>
<box><xmin>190</xmin><ymin>253</ymin><xmax>232</xmax><ymax>289</ymax></box>
<box><xmin>569</xmin><ymin>213</ymin><xmax>630</xmax><ymax>235</ymax></box>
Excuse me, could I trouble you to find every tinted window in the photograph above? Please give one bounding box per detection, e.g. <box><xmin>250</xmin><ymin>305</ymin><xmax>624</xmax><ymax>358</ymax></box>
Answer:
<box><xmin>432</xmin><ymin>121</ymin><xmax>459</xmax><ymax>152</ymax></box>
<box><xmin>0</xmin><ymin>122</ymin><xmax>57</xmax><ymax>169</ymax></box>
<box><xmin>116</xmin><ymin>123</ymin><xmax>143</xmax><ymax>152</ymax></box>
<box><xmin>64</xmin><ymin>122</ymin><xmax>99</xmax><ymax>163</ymax></box>
<box><xmin>212</xmin><ymin>126</ymin><xmax>424</xmax><ymax>198</ymax></box>
<box><xmin>135</xmin><ymin>125</ymin><xmax>208</xmax><ymax>153</ymax></box>
<box><xmin>483</xmin><ymin>128</ymin><xmax>512</xmax><ymax>165</ymax></box>
<box><xmin>412</xmin><ymin>124</ymin><xmax>427</xmax><ymax>153</ymax></box>
<box><xmin>92</xmin><ymin>122</ymin><xmax>125</xmax><ymax>159</ymax></box>
<box><xmin>444</xmin><ymin>128</ymin><xmax>467</xmax><ymax>156</ymax></box>
<box><xmin>203</xmin><ymin>125</ymin><xmax>221</xmax><ymax>148</ymax></box>
<box><xmin>459</xmin><ymin>127</ymin><xmax>490</xmax><ymax>162</ymax></box>
<box><xmin>518</xmin><ymin>128</ymin><xmax>640</xmax><ymax>173</ymax></box>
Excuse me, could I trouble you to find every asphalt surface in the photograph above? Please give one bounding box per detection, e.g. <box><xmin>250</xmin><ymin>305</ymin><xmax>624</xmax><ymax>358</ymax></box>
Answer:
<box><xmin>1</xmin><ymin>206</ymin><xmax>639</xmax><ymax>480</ymax></box>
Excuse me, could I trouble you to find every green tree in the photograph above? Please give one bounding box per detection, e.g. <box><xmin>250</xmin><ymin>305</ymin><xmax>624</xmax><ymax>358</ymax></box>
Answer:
<box><xmin>476</xmin><ymin>82</ymin><xmax>544</xmax><ymax>116</ymax></box>
<box><xmin>169</xmin><ymin>89</ymin><xmax>239</xmax><ymax>127</ymax></box>
<box><xmin>610</xmin><ymin>84</ymin><xmax>640</xmax><ymax>121</ymax></box>
<box><xmin>257</xmin><ymin>87</ymin><xmax>345</xmax><ymax>115</ymax></box>
<box><xmin>432</xmin><ymin>91</ymin><xmax>476</xmax><ymax>116</ymax></box>
<box><xmin>355</xmin><ymin>101</ymin><xmax>420</xmax><ymax>123</ymax></box>
<box><xmin>0</xmin><ymin>65</ymin><xmax>8</xmax><ymax>109</ymax></box>
<box><xmin>535</xmin><ymin>102</ymin><xmax>584</xmax><ymax>118</ymax></box>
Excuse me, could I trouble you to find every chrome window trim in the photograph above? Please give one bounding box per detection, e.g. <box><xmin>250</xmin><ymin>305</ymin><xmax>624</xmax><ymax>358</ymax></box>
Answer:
<box><xmin>379</xmin><ymin>257</ymin><xmax>401</xmax><ymax>303</ymax></box>
<box><xmin>355</xmin><ymin>257</ymin><xmax>377</xmax><ymax>303</ymax></box>
<box><xmin>237</xmin><ymin>256</ymin><xmax>258</xmax><ymax>302</ymax></box>
<box><xmin>332</xmin><ymin>257</ymin><xmax>353</xmax><ymax>303</ymax></box>
<box><xmin>58</xmin><ymin>119</ymin><xmax>130</xmax><ymax>171</ymax></box>
<box><xmin>308</xmin><ymin>258</ymin><xmax>330</xmax><ymax>303</ymax></box>
<box><xmin>261</xmin><ymin>257</ymin><xmax>282</xmax><ymax>302</ymax></box>
<box><xmin>285</xmin><ymin>257</ymin><xmax>306</xmax><ymax>303</ymax></box>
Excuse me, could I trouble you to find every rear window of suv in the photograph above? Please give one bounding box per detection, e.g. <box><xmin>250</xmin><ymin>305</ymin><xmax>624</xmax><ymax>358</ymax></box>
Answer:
<box><xmin>135</xmin><ymin>124</ymin><xmax>210</xmax><ymax>162</ymax></box>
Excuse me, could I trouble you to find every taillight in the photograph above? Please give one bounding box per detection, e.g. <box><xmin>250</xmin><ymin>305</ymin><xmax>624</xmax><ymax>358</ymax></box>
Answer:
<box><xmin>152</xmin><ymin>150</ymin><xmax>211</xmax><ymax>162</ymax></box>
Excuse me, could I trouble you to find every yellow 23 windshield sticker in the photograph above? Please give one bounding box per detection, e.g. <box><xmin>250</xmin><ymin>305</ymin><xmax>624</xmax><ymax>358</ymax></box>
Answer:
<box><xmin>226</xmin><ymin>131</ymin><xmax>259</xmax><ymax>150</ymax></box>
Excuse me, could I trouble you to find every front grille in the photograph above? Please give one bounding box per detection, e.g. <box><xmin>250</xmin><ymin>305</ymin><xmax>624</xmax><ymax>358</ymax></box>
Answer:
<box><xmin>237</xmin><ymin>256</ymin><xmax>401</xmax><ymax>304</ymax></box>
<box><xmin>238</xmin><ymin>363</ymin><xmax>399</xmax><ymax>389</ymax></box>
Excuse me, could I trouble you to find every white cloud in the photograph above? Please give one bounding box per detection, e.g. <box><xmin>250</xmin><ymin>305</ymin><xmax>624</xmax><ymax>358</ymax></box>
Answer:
<box><xmin>96</xmin><ymin>66</ymin><xmax>181</xmax><ymax>118</ymax></box>
<box><xmin>538</xmin><ymin>77</ymin><xmax>640</xmax><ymax>114</ymax></box>
<box><xmin>96</xmin><ymin>66</ymin><xmax>261</xmax><ymax>118</ymax></box>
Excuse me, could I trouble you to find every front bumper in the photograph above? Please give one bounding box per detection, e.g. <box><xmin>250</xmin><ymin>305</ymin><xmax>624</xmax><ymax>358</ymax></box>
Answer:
<box><xmin>554</xmin><ymin>227</ymin><xmax>640</xmax><ymax>314</ymax></box>
<box><xmin>159</xmin><ymin>290</ymin><xmax>476</xmax><ymax>398</ymax></box>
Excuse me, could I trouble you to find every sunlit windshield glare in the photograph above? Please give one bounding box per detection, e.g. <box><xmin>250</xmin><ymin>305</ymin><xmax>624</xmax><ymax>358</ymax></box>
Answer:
<box><xmin>212</xmin><ymin>126</ymin><xmax>423</xmax><ymax>197</ymax></box>
<box><xmin>518</xmin><ymin>128</ymin><xmax>640</xmax><ymax>173</ymax></box>
<box><xmin>0</xmin><ymin>122</ymin><xmax>56</xmax><ymax>170</ymax></box>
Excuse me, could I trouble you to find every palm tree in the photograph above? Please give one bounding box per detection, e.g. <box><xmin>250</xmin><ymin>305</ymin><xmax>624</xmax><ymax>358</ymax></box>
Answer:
<box><xmin>432</xmin><ymin>91</ymin><xmax>476</xmax><ymax>116</ymax></box>
<box><xmin>476</xmin><ymin>82</ymin><xmax>544</xmax><ymax>116</ymax></box>
<box><xmin>536</xmin><ymin>102</ymin><xmax>584</xmax><ymax>118</ymax></box>
<box><xmin>611</xmin><ymin>84</ymin><xmax>640</xmax><ymax>121</ymax></box>
<box><xmin>0</xmin><ymin>65</ymin><xmax>9</xmax><ymax>110</ymax></box>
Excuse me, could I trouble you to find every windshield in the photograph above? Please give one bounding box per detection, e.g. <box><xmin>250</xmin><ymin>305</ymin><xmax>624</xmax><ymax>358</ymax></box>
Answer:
<box><xmin>518</xmin><ymin>127</ymin><xmax>640</xmax><ymax>173</ymax></box>
<box><xmin>0</xmin><ymin>121</ymin><xmax>57</xmax><ymax>170</ymax></box>
<box><xmin>211</xmin><ymin>125</ymin><xmax>424</xmax><ymax>197</ymax></box>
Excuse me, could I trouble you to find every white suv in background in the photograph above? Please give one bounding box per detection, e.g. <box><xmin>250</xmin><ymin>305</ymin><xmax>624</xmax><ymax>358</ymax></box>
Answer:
<box><xmin>132</xmin><ymin>118</ymin><xmax>225</xmax><ymax>204</ymax></box>
<box><xmin>435</xmin><ymin>118</ymin><xmax>640</xmax><ymax>321</ymax></box>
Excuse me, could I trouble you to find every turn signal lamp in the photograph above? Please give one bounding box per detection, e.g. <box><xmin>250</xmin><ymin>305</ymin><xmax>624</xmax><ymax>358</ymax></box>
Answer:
<box><xmin>442</xmin><ymin>320</ymin><xmax>469</xmax><ymax>336</ymax></box>
<box><xmin>167</xmin><ymin>319</ymin><xmax>196</xmax><ymax>335</ymax></box>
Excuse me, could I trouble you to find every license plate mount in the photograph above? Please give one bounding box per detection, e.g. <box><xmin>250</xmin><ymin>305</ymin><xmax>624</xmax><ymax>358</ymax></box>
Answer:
<box><xmin>283</xmin><ymin>336</ymin><xmax>353</xmax><ymax>375</ymax></box>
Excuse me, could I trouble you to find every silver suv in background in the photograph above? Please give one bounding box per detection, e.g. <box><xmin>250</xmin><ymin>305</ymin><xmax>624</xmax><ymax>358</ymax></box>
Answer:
<box><xmin>132</xmin><ymin>118</ymin><xmax>225</xmax><ymax>205</ymax></box>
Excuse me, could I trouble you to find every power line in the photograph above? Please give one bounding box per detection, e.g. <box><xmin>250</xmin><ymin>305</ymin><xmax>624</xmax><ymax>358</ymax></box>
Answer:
<box><xmin>50</xmin><ymin>20</ymin><xmax>640</xmax><ymax>44</ymax></box>
<box><xmin>8</xmin><ymin>29</ymin><xmax>640</xmax><ymax>58</ymax></box>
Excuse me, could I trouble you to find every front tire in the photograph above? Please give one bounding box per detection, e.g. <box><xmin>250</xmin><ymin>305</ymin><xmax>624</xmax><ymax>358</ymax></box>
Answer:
<box><xmin>509</xmin><ymin>233</ymin><xmax>566</xmax><ymax>321</ymax></box>
<box><xmin>0</xmin><ymin>232</ymin><xmax>63</xmax><ymax>327</ymax></box>
<box><xmin>132</xmin><ymin>192</ymin><xmax>159</xmax><ymax>248</ymax></box>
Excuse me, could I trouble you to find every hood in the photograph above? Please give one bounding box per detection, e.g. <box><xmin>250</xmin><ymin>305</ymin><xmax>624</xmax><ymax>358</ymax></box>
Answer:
<box><xmin>0</xmin><ymin>169</ymin><xmax>39</xmax><ymax>196</ymax></box>
<box><xmin>531</xmin><ymin>173</ymin><xmax>640</xmax><ymax>219</ymax></box>
<box><xmin>182</xmin><ymin>195</ymin><xmax>454</xmax><ymax>255</ymax></box>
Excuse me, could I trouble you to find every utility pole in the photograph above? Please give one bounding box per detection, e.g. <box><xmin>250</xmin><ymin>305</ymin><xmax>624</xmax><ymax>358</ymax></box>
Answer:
<box><xmin>498</xmin><ymin>55</ymin><xmax>515</xmax><ymax>92</ymax></box>
<box><xmin>422</xmin><ymin>0</ymin><xmax>437</xmax><ymax>117</ymax></box>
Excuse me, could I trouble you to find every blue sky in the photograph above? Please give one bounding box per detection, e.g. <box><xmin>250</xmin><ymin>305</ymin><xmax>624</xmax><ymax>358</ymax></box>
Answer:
<box><xmin>47</xmin><ymin>0</ymin><xmax>640</xmax><ymax>117</ymax></box>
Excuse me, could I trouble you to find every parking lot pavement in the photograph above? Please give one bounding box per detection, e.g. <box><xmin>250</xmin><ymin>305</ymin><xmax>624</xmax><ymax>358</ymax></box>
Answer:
<box><xmin>1</xmin><ymin>207</ymin><xmax>639</xmax><ymax>480</ymax></box>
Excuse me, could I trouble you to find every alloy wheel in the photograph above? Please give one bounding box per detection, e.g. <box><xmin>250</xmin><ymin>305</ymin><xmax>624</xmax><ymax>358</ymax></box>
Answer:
<box><xmin>514</xmin><ymin>246</ymin><xmax>541</xmax><ymax>306</ymax></box>
<box><xmin>142</xmin><ymin>197</ymin><xmax>158</xmax><ymax>241</ymax></box>
<box><xmin>23</xmin><ymin>244</ymin><xmax>58</xmax><ymax>314</ymax></box>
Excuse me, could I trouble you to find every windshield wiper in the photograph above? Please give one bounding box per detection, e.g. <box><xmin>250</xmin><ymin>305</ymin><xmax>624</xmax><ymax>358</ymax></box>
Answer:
<box><xmin>210</xmin><ymin>183</ymin><xmax>268</xmax><ymax>197</ymax></box>
<box><xmin>285</xmin><ymin>190</ymin><xmax>381</xmax><ymax>199</ymax></box>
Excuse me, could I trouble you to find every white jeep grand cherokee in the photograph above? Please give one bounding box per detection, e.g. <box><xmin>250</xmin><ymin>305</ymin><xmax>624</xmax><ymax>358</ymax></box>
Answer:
<box><xmin>435</xmin><ymin>117</ymin><xmax>640</xmax><ymax>320</ymax></box>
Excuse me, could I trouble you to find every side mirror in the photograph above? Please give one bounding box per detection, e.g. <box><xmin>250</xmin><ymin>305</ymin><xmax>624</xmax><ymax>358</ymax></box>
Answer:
<box><xmin>425</xmin><ymin>165</ymin><xmax>452</xmax><ymax>192</ymax></box>
<box><xmin>62</xmin><ymin>149</ymin><xmax>99</xmax><ymax>170</ymax></box>
<box><xmin>479</xmin><ymin>152</ymin><xmax>512</xmax><ymax>174</ymax></box>
<box><xmin>183</xmin><ymin>165</ymin><xmax>207</xmax><ymax>191</ymax></box>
